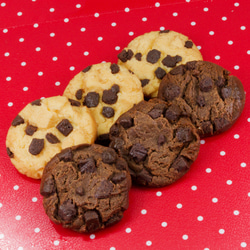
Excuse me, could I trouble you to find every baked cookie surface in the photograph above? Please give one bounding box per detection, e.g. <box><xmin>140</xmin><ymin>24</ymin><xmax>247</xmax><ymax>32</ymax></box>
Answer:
<box><xmin>109</xmin><ymin>98</ymin><xmax>200</xmax><ymax>187</ymax></box>
<box><xmin>158</xmin><ymin>61</ymin><xmax>245</xmax><ymax>137</ymax></box>
<box><xmin>40</xmin><ymin>144</ymin><xmax>131</xmax><ymax>233</ymax></box>
<box><xmin>6</xmin><ymin>96</ymin><xmax>97</xmax><ymax>179</ymax></box>
<box><xmin>117</xmin><ymin>30</ymin><xmax>203</xmax><ymax>97</ymax></box>
<box><xmin>63</xmin><ymin>62</ymin><xmax>144</xmax><ymax>137</ymax></box>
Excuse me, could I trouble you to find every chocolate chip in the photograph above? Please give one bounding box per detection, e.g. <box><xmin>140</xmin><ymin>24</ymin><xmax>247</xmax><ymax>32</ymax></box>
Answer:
<box><xmin>95</xmin><ymin>180</ymin><xmax>113</xmax><ymax>198</ymax></box>
<box><xmin>102</xmin><ymin>88</ymin><xmax>118</xmax><ymax>105</ymax></box>
<box><xmin>118</xmin><ymin>49</ymin><xmax>134</xmax><ymax>62</ymax></box>
<box><xmin>40</xmin><ymin>176</ymin><xmax>55</xmax><ymax>197</ymax></box>
<box><xmin>196</xmin><ymin>96</ymin><xmax>205</xmax><ymax>107</ymax></box>
<box><xmin>111</xmin><ymin>172</ymin><xmax>127</xmax><ymax>184</ymax></box>
<box><xmin>102</xmin><ymin>107</ymin><xmax>115</xmax><ymax>118</ymax></box>
<box><xmin>75</xmin><ymin>89</ymin><xmax>84</xmax><ymax>100</ymax></box>
<box><xmin>69</xmin><ymin>98</ymin><xmax>81</xmax><ymax>106</ymax></box>
<box><xmin>25</xmin><ymin>125</ymin><xmax>37</xmax><ymax>136</ymax></box>
<box><xmin>109</xmin><ymin>125</ymin><xmax>120</xmax><ymax>136</ymax></box>
<box><xmin>115</xmin><ymin>158</ymin><xmax>127</xmax><ymax>170</ymax></box>
<box><xmin>199</xmin><ymin>77</ymin><xmax>213</xmax><ymax>92</ymax></box>
<box><xmin>119</xmin><ymin>115</ymin><xmax>133</xmax><ymax>129</ymax></box>
<box><xmin>163</xmin><ymin>84</ymin><xmax>181</xmax><ymax>101</ymax></box>
<box><xmin>214</xmin><ymin>117</ymin><xmax>230</xmax><ymax>131</ymax></box>
<box><xmin>159</xmin><ymin>29</ymin><xmax>170</xmax><ymax>33</ymax></box>
<box><xmin>170</xmin><ymin>65</ymin><xmax>186</xmax><ymax>75</ymax></box>
<box><xmin>102</xmin><ymin>149</ymin><xmax>117</xmax><ymax>164</ymax></box>
<box><xmin>82</xmin><ymin>65</ymin><xmax>92</xmax><ymax>73</ymax></box>
<box><xmin>29</xmin><ymin>138</ymin><xmax>44</xmax><ymax>155</ymax></box>
<box><xmin>176</xmin><ymin>127</ymin><xmax>193</xmax><ymax>143</ymax></box>
<box><xmin>110</xmin><ymin>137</ymin><xmax>124</xmax><ymax>150</ymax></box>
<box><xmin>78</xmin><ymin>158</ymin><xmax>96</xmax><ymax>173</ymax></box>
<box><xmin>31</xmin><ymin>99</ymin><xmax>41</xmax><ymax>106</ymax></box>
<box><xmin>215</xmin><ymin>76</ymin><xmax>225</xmax><ymax>88</ymax></box>
<box><xmin>6</xmin><ymin>147</ymin><xmax>14</xmax><ymax>158</ymax></box>
<box><xmin>12</xmin><ymin>115</ymin><xmax>25</xmax><ymax>126</ymax></box>
<box><xmin>162</xmin><ymin>55</ymin><xmax>182</xmax><ymax>67</ymax></box>
<box><xmin>221</xmin><ymin>87</ymin><xmax>232</xmax><ymax>100</ymax></box>
<box><xmin>84</xmin><ymin>211</ymin><xmax>100</xmax><ymax>232</ymax></box>
<box><xmin>171</xmin><ymin>156</ymin><xmax>189</xmax><ymax>172</ymax></box>
<box><xmin>140</xmin><ymin>79</ymin><xmax>150</xmax><ymax>87</ymax></box>
<box><xmin>110</xmin><ymin>63</ymin><xmax>120</xmax><ymax>74</ymax></box>
<box><xmin>186</xmin><ymin>61</ymin><xmax>197</xmax><ymax>70</ymax></box>
<box><xmin>46</xmin><ymin>133</ymin><xmax>60</xmax><ymax>144</ymax></box>
<box><xmin>165</xmin><ymin>105</ymin><xmax>181</xmax><ymax>122</ymax></box>
<box><xmin>83</xmin><ymin>92</ymin><xmax>100</xmax><ymax>107</ymax></box>
<box><xmin>155</xmin><ymin>67</ymin><xmax>166</xmax><ymax>79</ymax></box>
<box><xmin>146</xmin><ymin>49</ymin><xmax>161</xmax><ymax>64</ymax></box>
<box><xmin>184</xmin><ymin>40</ymin><xmax>193</xmax><ymax>48</ymax></box>
<box><xmin>135</xmin><ymin>52</ymin><xmax>142</xmax><ymax>61</ymax></box>
<box><xmin>59</xmin><ymin>149</ymin><xmax>73</xmax><ymax>162</ymax></box>
<box><xmin>111</xmin><ymin>84</ymin><xmax>120</xmax><ymax>94</ymax></box>
<box><xmin>136</xmin><ymin>169</ymin><xmax>152</xmax><ymax>184</ymax></box>
<box><xmin>148</xmin><ymin>108</ymin><xmax>163</xmax><ymax>119</ymax></box>
<box><xmin>201</xmin><ymin>121</ymin><xmax>213</xmax><ymax>135</ymax></box>
<box><xmin>75</xmin><ymin>185</ymin><xmax>85</xmax><ymax>196</ymax></box>
<box><xmin>129</xmin><ymin>143</ymin><xmax>147</xmax><ymax>163</ymax></box>
<box><xmin>56</xmin><ymin>119</ymin><xmax>73</xmax><ymax>136</ymax></box>
<box><xmin>58</xmin><ymin>200</ymin><xmax>76</xmax><ymax>222</ymax></box>
<box><xmin>157</xmin><ymin>134</ymin><xmax>166</xmax><ymax>146</ymax></box>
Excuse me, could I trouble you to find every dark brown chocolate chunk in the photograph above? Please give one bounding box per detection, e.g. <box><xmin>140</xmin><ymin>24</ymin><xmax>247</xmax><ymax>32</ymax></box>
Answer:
<box><xmin>221</xmin><ymin>87</ymin><xmax>232</xmax><ymax>100</ymax></box>
<box><xmin>118</xmin><ymin>49</ymin><xmax>134</xmax><ymax>62</ymax></box>
<box><xmin>78</xmin><ymin>158</ymin><xmax>96</xmax><ymax>173</ymax></box>
<box><xmin>12</xmin><ymin>115</ymin><xmax>25</xmax><ymax>126</ymax></box>
<box><xmin>40</xmin><ymin>176</ymin><xmax>55</xmax><ymax>196</ymax></box>
<box><xmin>199</xmin><ymin>77</ymin><xmax>213</xmax><ymax>92</ymax></box>
<box><xmin>215</xmin><ymin>76</ymin><xmax>225</xmax><ymax>88</ymax></box>
<box><xmin>119</xmin><ymin>115</ymin><xmax>133</xmax><ymax>129</ymax></box>
<box><xmin>115</xmin><ymin>158</ymin><xmax>127</xmax><ymax>170</ymax></box>
<box><xmin>165</xmin><ymin>105</ymin><xmax>181</xmax><ymax>122</ymax></box>
<box><xmin>214</xmin><ymin>117</ymin><xmax>230</xmax><ymax>131</ymax></box>
<box><xmin>25</xmin><ymin>124</ymin><xmax>37</xmax><ymax>136</ymax></box>
<box><xmin>102</xmin><ymin>89</ymin><xmax>118</xmax><ymax>105</ymax></box>
<box><xmin>95</xmin><ymin>180</ymin><xmax>113</xmax><ymax>198</ymax></box>
<box><xmin>111</xmin><ymin>172</ymin><xmax>127</xmax><ymax>184</ymax></box>
<box><xmin>163</xmin><ymin>84</ymin><xmax>181</xmax><ymax>101</ymax></box>
<box><xmin>140</xmin><ymin>79</ymin><xmax>150</xmax><ymax>87</ymax></box>
<box><xmin>102</xmin><ymin>107</ymin><xmax>115</xmax><ymax>118</ymax></box>
<box><xmin>84</xmin><ymin>211</ymin><xmax>100</xmax><ymax>232</ymax></box>
<box><xmin>185</xmin><ymin>61</ymin><xmax>197</xmax><ymax>70</ymax></box>
<box><xmin>146</xmin><ymin>49</ymin><xmax>161</xmax><ymax>64</ymax></box>
<box><xmin>69</xmin><ymin>98</ymin><xmax>81</xmax><ymax>106</ymax></box>
<box><xmin>6</xmin><ymin>147</ymin><xmax>14</xmax><ymax>158</ymax></box>
<box><xmin>196</xmin><ymin>96</ymin><xmax>206</xmax><ymax>107</ymax></box>
<box><xmin>176</xmin><ymin>127</ymin><xmax>193</xmax><ymax>143</ymax></box>
<box><xmin>135</xmin><ymin>52</ymin><xmax>142</xmax><ymax>61</ymax></box>
<box><xmin>102</xmin><ymin>149</ymin><xmax>117</xmax><ymax>164</ymax></box>
<box><xmin>170</xmin><ymin>65</ymin><xmax>186</xmax><ymax>75</ymax></box>
<box><xmin>129</xmin><ymin>143</ymin><xmax>148</xmax><ymax>163</ymax></box>
<box><xmin>59</xmin><ymin>149</ymin><xmax>73</xmax><ymax>162</ymax></box>
<box><xmin>110</xmin><ymin>63</ymin><xmax>120</xmax><ymax>74</ymax></box>
<box><xmin>157</xmin><ymin>134</ymin><xmax>166</xmax><ymax>146</ymax></box>
<box><xmin>31</xmin><ymin>99</ymin><xmax>41</xmax><ymax>106</ymax></box>
<box><xmin>201</xmin><ymin>121</ymin><xmax>213</xmax><ymax>135</ymax></box>
<box><xmin>29</xmin><ymin>138</ymin><xmax>44</xmax><ymax>155</ymax></box>
<box><xmin>75</xmin><ymin>185</ymin><xmax>85</xmax><ymax>196</ymax></box>
<box><xmin>58</xmin><ymin>200</ymin><xmax>77</xmax><ymax>222</ymax></box>
<box><xmin>184</xmin><ymin>40</ymin><xmax>193</xmax><ymax>48</ymax></box>
<box><xmin>82</xmin><ymin>65</ymin><xmax>92</xmax><ymax>73</ymax></box>
<box><xmin>155</xmin><ymin>67</ymin><xmax>166</xmax><ymax>79</ymax></box>
<box><xmin>109</xmin><ymin>125</ymin><xmax>120</xmax><ymax>137</ymax></box>
<box><xmin>162</xmin><ymin>55</ymin><xmax>182</xmax><ymax>67</ymax></box>
<box><xmin>83</xmin><ymin>92</ymin><xmax>100</xmax><ymax>107</ymax></box>
<box><xmin>148</xmin><ymin>108</ymin><xmax>163</xmax><ymax>119</ymax></box>
<box><xmin>56</xmin><ymin>119</ymin><xmax>73</xmax><ymax>136</ymax></box>
<box><xmin>159</xmin><ymin>29</ymin><xmax>170</xmax><ymax>33</ymax></box>
<box><xmin>75</xmin><ymin>89</ymin><xmax>84</xmax><ymax>100</ymax></box>
<box><xmin>171</xmin><ymin>156</ymin><xmax>189</xmax><ymax>172</ymax></box>
<box><xmin>111</xmin><ymin>84</ymin><xmax>120</xmax><ymax>94</ymax></box>
<box><xmin>46</xmin><ymin>133</ymin><xmax>60</xmax><ymax>144</ymax></box>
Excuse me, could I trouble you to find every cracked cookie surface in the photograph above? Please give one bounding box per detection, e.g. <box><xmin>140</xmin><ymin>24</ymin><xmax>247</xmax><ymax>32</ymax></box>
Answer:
<box><xmin>40</xmin><ymin>144</ymin><xmax>131</xmax><ymax>233</ymax></box>
<box><xmin>109</xmin><ymin>98</ymin><xmax>200</xmax><ymax>187</ymax></box>
<box><xmin>158</xmin><ymin>61</ymin><xmax>245</xmax><ymax>137</ymax></box>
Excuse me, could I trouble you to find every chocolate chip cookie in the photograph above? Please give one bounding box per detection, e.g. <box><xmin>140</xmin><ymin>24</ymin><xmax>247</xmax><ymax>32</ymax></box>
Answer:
<box><xmin>40</xmin><ymin>144</ymin><xmax>131</xmax><ymax>233</ymax></box>
<box><xmin>158</xmin><ymin>61</ymin><xmax>245</xmax><ymax>137</ymax></box>
<box><xmin>117</xmin><ymin>30</ymin><xmax>203</xmax><ymax>98</ymax></box>
<box><xmin>109</xmin><ymin>98</ymin><xmax>200</xmax><ymax>187</ymax></box>
<box><xmin>63</xmin><ymin>62</ymin><xmax>144</xmax><ymax>138</ymax></box>
<box><xmin>6</xmin><ymin>96</ymin><xmax>97</xmax><ymax>179</ymax></box>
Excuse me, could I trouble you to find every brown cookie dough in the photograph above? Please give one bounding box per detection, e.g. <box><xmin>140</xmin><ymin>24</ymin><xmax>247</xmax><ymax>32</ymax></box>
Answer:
<box><xmin>158</xmin><ymin>61</ymin><xmax>245</xmax><ymax>137</ymax></box>
<box><xmin>40</xmin><ymin>144</ymin><xmax>131</xmax><ymax>233</ymax></box>
<box><xmin>109</xmin><ymin>98</ymin><xmax>200</xmax><ymax>187</ymax></box>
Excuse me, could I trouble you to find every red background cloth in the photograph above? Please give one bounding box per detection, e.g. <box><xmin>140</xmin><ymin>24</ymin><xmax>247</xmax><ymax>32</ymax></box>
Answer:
<box><xmin>0</xmin><ymin>0</ymin><xmax>249</xmax><ymax>249</ymax></box>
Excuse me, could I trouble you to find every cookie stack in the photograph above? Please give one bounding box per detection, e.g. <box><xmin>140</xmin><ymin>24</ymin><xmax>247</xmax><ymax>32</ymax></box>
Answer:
<box><xmin>6</xmin><ymin>30</ymin><xmax>245</xmax><ymax>233</ymax></box>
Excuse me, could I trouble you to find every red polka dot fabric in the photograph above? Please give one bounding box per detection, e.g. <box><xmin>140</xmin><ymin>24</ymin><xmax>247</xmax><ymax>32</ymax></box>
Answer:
<box><xmin>0</xmin><ymin>0</ymin><xmax>249</xmax><ymax>249</ymax></box>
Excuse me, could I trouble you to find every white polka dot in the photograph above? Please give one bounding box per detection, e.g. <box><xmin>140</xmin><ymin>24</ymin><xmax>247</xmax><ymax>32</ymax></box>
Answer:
<box><xmin>182</xmin><ymin>235</ymin><xmax>188</xmax><ymax>240</ymax></box>
<box><xmin>220</xmin><ymin>151</ymin><xmax>226</xmax><ymax>156</ymax></box>
<box><xmin>212</xmin><ymin>197</ymin><xmax>218</xmax><ymax>203</ymax></box>
<box><xmin>247</xmin><ymin>50</ymin><xmax>250</xmax><ymax>55</ymax></box>
<box><xmin>226</xmin><ymin>180</ymin><xmax>232</xmax><ymax>185</ymax></box>
<box><xmin>33</xmin><ymin>23</ymin><xmax>39</xmax><ymax>28</ymax></box>
<box><xmin>248</xmin><ymin>192</ymin><xmax>250</xmax><ymax>197</ymax></box>
<box><xmin>241</xmin><ymin>162</ymin><xmax>246</xmax><ymax>168</ymax></box>
<box><xmin>125</xmin><ymin>228</ymin><xmax>131</xmax><ymax>233</ymax></box>
<box><xmin>191</xmin><ymin>185</ymin><xmax>197</xmax><ymax>191</ymax></box>
<box><xmin>111</xmin><ymin>22</ymin><xmax>117</xmax><ymax>27</ymax></box>
<box><xmin>6</xmin><ymin>76</ymin><xmax>11</xmax><ymax>81</ymax></box>
<box><xmin>83</xmin><ymin>51</ymin><xmax>89</xmax><ymax>56</ymax></box>
<box><xmin>234</xmin><ymin>65</ymin><xmax>240</xmax><ymax>70</ymax></box>
<box><xmin>69</xmin><ymin>66</ymin><xmax>75</xmax><ymax>71</ymax></box>
<box><xmin>50</xmin><ymin>33</ymin><xmax>55</xmax><ymax>37</ymax></box>
<box><xmin>228</xmin><ymin>40</ymin><xmax>233</xmax><ymax>45</ymax></box>
<box><xmin>21</xmin><ymin>62</ymin><xmax>26</xmax><ymax>66</ymax></box>
<box><xmin>97</xmin><ymin>37</ymin><xmax>103</xmax><ymax>41</ymax></box>
<box><xmin>161</xmin><ymin>222</ymin><xmax>167</xmax><ymax>227</ymax></box>
<box><xmin>23</xmin><ymin>87</ymin><xmax>28</xmax><ymax>91</ymax></box>
<box><xmin>54</xmin><ymin>240</ymin><xmax>59</xmax><ymax>246</ymax></box>
<box><xmin>160</xmin><ymin>26</ymin><xmax>165</xmax><ymax>31</ymax></box>
<box><xmin>197</xmin><ymin>216</ymin><xmax>203</xmax><ymax>221</ymax></box>
<box><xmin>0</xmin><ymin>234</ymin><xmax>4</xmax><ymax>239</ymax></box>
<box><xmin>80</xmin><ymin>27</ymin><xmax>86</xmax><ymax>32</ymax></box>
<box><xmin>35</xmin><ymin>47</ymin><xmax>41</xmax><ymax>51</ymax></box>
<box><xmin>115</xmin><ymin>46</ymin><xmax>120</xmax><ymax>51</ymax></box>
<box><xmin>156</xmin><ymin>191</ymin><xmax>162</xmax><ymax>196</ymax></box>
<box><xmin>155</xmin><ymin>2</ymin><xmax>160</xmax><ymax>7</ymax></box>
<box><xmin>13</xmin><ymin>185</ymin><xmax>19</xmax><ymax>190</ymax></box>
<box><xmin>52</xmin><ymin>56</ymin><xmax>58</xmax><ymax>61</ymax></box>
<box><xmin>248</xmin><ymin>118</ymin><xmax>250</xmax><ymax>122</ymax></box>
<box><xmin>0</xmin><ymin>203</ymin><xmax>2</xmax><ymax>208</ymax></box>
<box><xmin>32</xmin><ymin>197</ymin><xmax>38</xmax><ymax>202</ymax></box>
<box><xmin>233</xmin><ymin>210</ymin><xmax>240</xmax><ymax>215</ymax></box>
<box><xmin>191</xmin><ymin>21</ymin><xmax>196</xmax><ymax>26</ymax></box>
<box><xmin>94</xmin><ymin>13</ymin><xmax>99</xmax><ymax>17</ymax></box>
<box><xmin>64</xmin><ymin>18</ymin><xmax>69</xmax><ymax>23</ymax></box>
<box><xmin>18</xmin><ymin>247</ymin><xmax>23</xmax><ymax>250</ymax></box>
<box><xmin>1</xmin><ymin>3</ymin><xmax>6</xmax><ymax>7</ymax></box>
<box><xmin>176</xmin><ymin>203</ymin><xmax>182</xmax><ymax>209</ymax></box>
<box><xmin>200</xmin><ymin>140</ymin><xmax>205</xmax><ymax>144</ymax></box>
<box><xmin>129</xmin><ymin>31</ymin><xmax>134</xmax><ymax>36</ymax></box>
<box><xmin>55</xmin><ymin>81</ymin><xmax>61</xmax><ymax>86</ymax></box>
<box><xmin>222</xmin><ymin>16</ymin><xmax>227</xmax><ymax>21</ymax></box>
<box><xmin>67</xmin><ymin>42</ymin><xmax>72</xmax><ymax>46</ymax></box>
<box><xmin>203</xmin><ymin>7</ymin><xmax>209</xmax><ymax>12</ymax></box>
<box><xmin>19</xmin><ymin>38</ymin><xmax>24</xmax><ymax>42</ymax></box>
<box><xmin>215</xmin><ymin>55</ymin><xmax>220</xmax><ymax>60</ymax></box>
<box><xmin>141</xmin><ymin>209</ymin><xmax>147</xmax><ymax>215</ymax></box>
<box><xmin>8</xmin><ymin>102</ymin><xmax>13</xmax><ymax>107</ymax></box>
<box><xmin>4</xmin><ymin>52</ymin><xmax>10</xmax><ymax>56</ymax></box>
<box><xmin>76</xmin><ymin>4</ymin><xmax>81</xmax><ymax>8</ymax></box>
<box><xmin>186</xmin><ymin>0</ymin><xmax>190</xmax><ymax>2</ymax></box>
<box><xmin>209</xmin><ymin>31</ymin><xmax>215</xmax><ymax>35</ymax></box>
<box><xmin>15</xmin><ymin>215</ymin><xmax>21</xmax><ymax>220</ymax></box>
<box><xmin>34</xmin><ymin>228</ymin><xmax>40</xmax><ymax>233</ymax></box>
<box><xmin>241</xmin><ymin>242</ymin><xmax>247</xmax><ymax>248</ymax></box>
<box><xmin>90</xmin><ymin>234</ymin><xmax>95</xmax><ymax>239</ymax></box>
<box><xmin>17</xmin><ymin>12</ymin><xmax>22</xmax><ymax>16</ymax></box>
<box><xmin>110</xmin><ymin>247</ymin><xmax>115</xmax><ymax>250</ymax></box>
<box><xmin>234</xmin><ymin>2</ymin><xmax>239</xmax><ymax>7</ymax></box>
<box><xmin>219</xmin><ymin>229</ymin><xmax>225</xmax><ymax>234</ymax></box>
<box><xmin>124</xmin><ymin>7</ymin><xmax>130</xmax><ymax>12</ymax></box>
<box><xmin>49</xmin><ymin>8</ymin><xmax>55</xmax><ymax>12</ymax></box>
<box><xmin>173</xmin><ymin>12</ymin><xmax>178</xmax><ymax>17</ymax></box>
<box><xmin>3</xmin><ymin>28</ymin><xmax>8</xmax><ymax>33</ymax></box>
<box><xmin>146</xmin><ymin>241</ymin><xmax>152</xmax><ymax>246</ymax></box>
<box><xmin>204</xmin><ymin>248</ymin><xmax>210</xmax><ymax>250</ymax></box>
<box><xmin>234</xmin><ymin>134</ymin><xmax>240</xmax><ymax>139</ymax></box>
<box><xmin>197</xmin><ymin>45</ymin><xmax>201</xmax><ymax>50</ymax></box>
<box><xmin>38</xmin><ymin>72</ymin><xmax>43</xmax><ymax>76</ymax></box>
<box><xmin>240</xmin><ymin>26</ymin><xmax>246</xmax><ymax>30</ymax></box>
<box><xmin>142</xmin><ymin>17</ymin><xmax>147</xmax><ymax>22</ymax></box>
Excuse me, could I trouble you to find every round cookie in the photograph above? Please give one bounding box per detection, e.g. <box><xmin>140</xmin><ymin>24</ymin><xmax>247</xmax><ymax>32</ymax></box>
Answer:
<box><xmin>117</xmin><ymin>30</ymin><xmax>203</xmax><ymax>98</ymax></box>
<box><xmin>158</xmin><ymin>61</ymin><xmax>245</xmax><ymax>137</ymax></box>
<box><xmin>40</xmin><ymin>144</ymin><xmax>131</xmax><ymax>233</ymax></box>
<box><xmin>6</xmin><ymin>96</ymin><xmax>97</xmax><ymax>179</ymax></box>
<box><xmin>109</xmin><ymin>98</ymin><xmax>200</xmax><ymax>187</ymax></box>
<box><xmin>63</xmin><ymin>62</ymin><xmax>144</xmax><ymax>137</ymax></box>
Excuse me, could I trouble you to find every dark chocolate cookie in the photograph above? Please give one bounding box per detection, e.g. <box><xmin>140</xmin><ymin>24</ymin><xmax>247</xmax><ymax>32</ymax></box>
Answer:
<box><xmin>40</xmin><ymin>144</ymin><xmax>131</xmax><ymax>233</ymax></box>
<box><xmin>158</xmin><ymin>61</ymin><xmax>245</xmax><ymax>137</ymax></box>
<box><xmin>109</xmin><ymin>98</ymin><xmax>200</xmax><ymax>187</ymax></box>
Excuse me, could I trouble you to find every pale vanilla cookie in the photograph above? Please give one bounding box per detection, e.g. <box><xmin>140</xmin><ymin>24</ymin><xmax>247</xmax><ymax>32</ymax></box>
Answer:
<box><xmin>63</xmin><ymin>62</ymin><xmax>144</xmax><ymax>137</ymax></box>
<box><xmin>117</xmin><ymin>30</ymin><xmax>203</xmax><ymax>97</ymax></box>
<box><xmin>6</xmin><ymin>96</ymin><xmax>97</xmax><ymax>179</ymax></box>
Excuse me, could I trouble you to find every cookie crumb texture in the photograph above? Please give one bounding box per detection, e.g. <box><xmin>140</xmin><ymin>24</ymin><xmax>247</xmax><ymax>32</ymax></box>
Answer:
<box><xmin>40</xmin><ymin>144</ymin><xmax>131</xmax><ymax>233</ymax></box>
<box><xmin>63</xmin><ymin>62</ymin><xmax>144</xmax><ymax>136</ymax></box>
<box><xmin>6</xmin><ymin>96</ymin><xmax>97</xmax><ymax>179</ymax></box>
<box><xmin>109</xmin><ymin>99</ymin><xmax>200</xmax><ymax>187</ymax></box>
<box><xmin>118</xmin><ymin>30</ymin><xmax>203</xmax><ymax>98</ymax></box>
<box><xmin>158</xmin><ymin>61</ymin><xmax>245</xmax><ymax>137</ymax></box>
